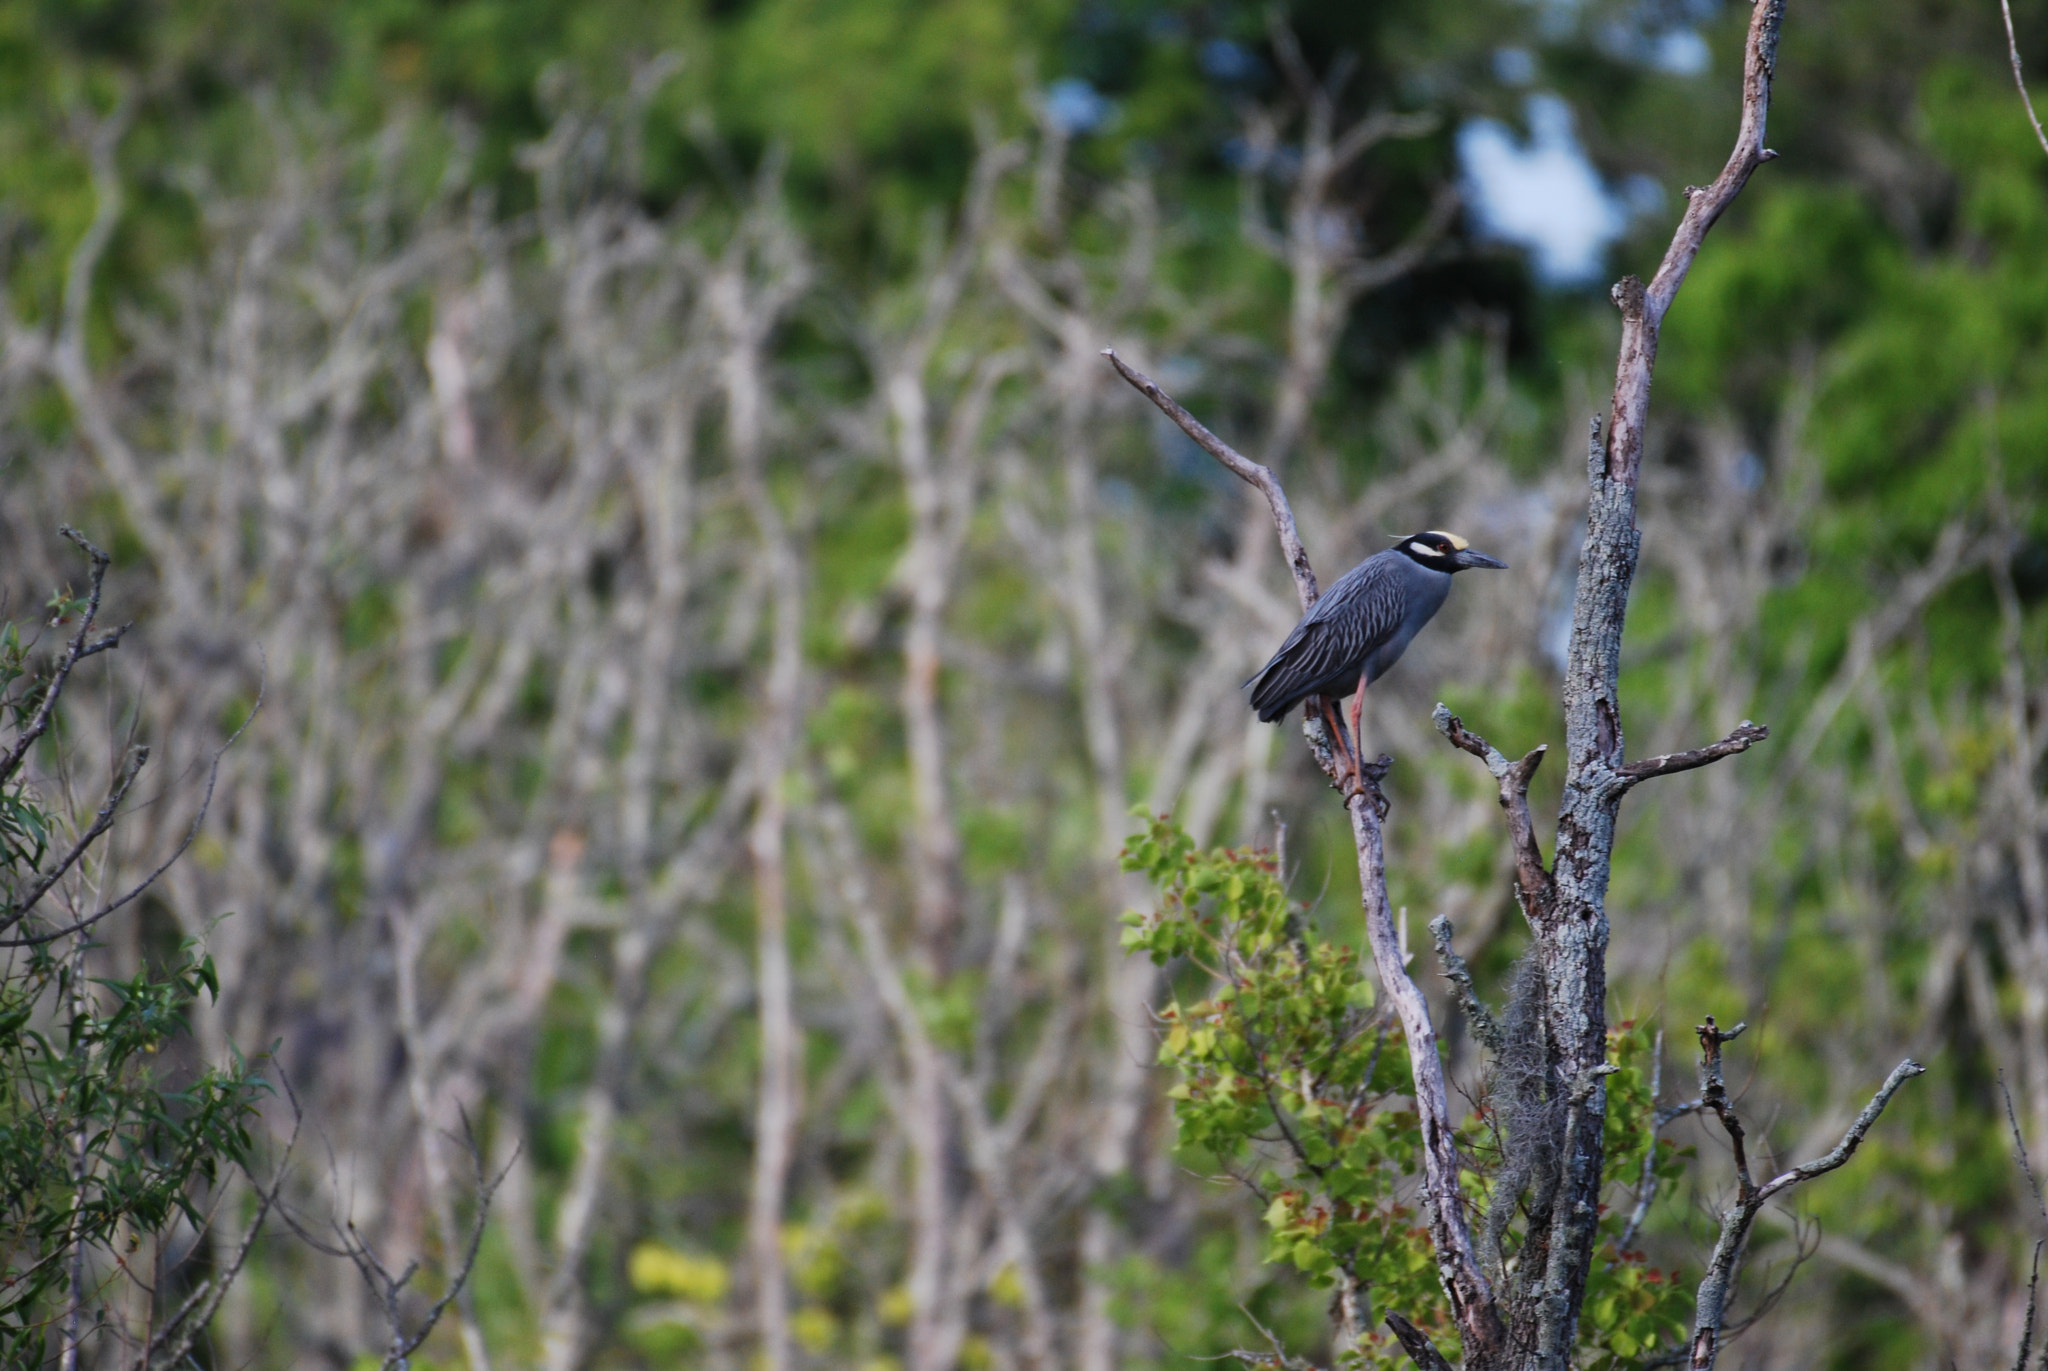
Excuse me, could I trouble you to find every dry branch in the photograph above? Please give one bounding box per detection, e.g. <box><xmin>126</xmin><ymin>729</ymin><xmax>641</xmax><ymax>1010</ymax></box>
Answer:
<box><xmin>1617</xmin><ymin>722</ymin><xmax>1771</xmax><ymax>791</ymax></box>
<box><xmin>2001</xmin><ymin>0</ymin><xmax>2048</xmax><ymax>160</ymax></box>
<box><xmin>1101</xmin><ymin>350</ymin><xmax>1319</xmax><ymax>613</ymax></box>
<box><xmin>1687</xmin><ymin>1017</ymin><xmax>1922</xmax><ymax>1370</ymax></box>
<box><xmin>1430</xmin><ymin>916</ymin><xmax>1503</xmax><ymax>1055</ymax></box>
<box><xmin>1432</xmin><ymin>706</ymin><xmax>1554</xmax><ymax>925</ymax></box>
<box><xmin>1526</xmin><ymin>2</ymin><xmax>1788</xmax><ymax>1358</ymax></box>
<box><xmin>0</xmin><ymin>528</ymin><xmax>129</xmax><ymax>791</ymax></box>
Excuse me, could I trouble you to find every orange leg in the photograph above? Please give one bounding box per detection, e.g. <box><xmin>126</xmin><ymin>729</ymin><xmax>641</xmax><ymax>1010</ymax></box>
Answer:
<box><xmin>1347</xmin><ymin>673</ymin><xmax>1369</xmax><ymax>769</ymax></box>
<box><xmin>1318</xmin><ymin>697</ymin><xmax>1357</xmax><ymax>787</ymax></box>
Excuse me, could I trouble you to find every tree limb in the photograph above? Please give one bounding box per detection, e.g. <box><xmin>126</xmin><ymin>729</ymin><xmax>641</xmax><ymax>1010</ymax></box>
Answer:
<box><xmin>1104</xmin><ymin>354</ymin><xmax>1501</xmax><ymax>1362</ymax></box>
<box><xmin>1429</xmin><ymin>916</ymin><xmax>1502</xmax><ymax>1055</ymax></box>
<box><xmin>1383</xmin><ymin>1310</ymin><xmax>1455</xmax><ymax>1371</ymax></box>
<box><xmin>1687</xmin><ymin>1014</ymin><xmax>1921</xmax><ymax>1370</ymax></box>
<box><xmin>1617</xmin><ymin>722</ymin><xmax>1771</xmax><ymax>791</ymax></box>
<box><xmin>1608</xmin><ymin>0</ymin><xmax>1785</xmax><ymax>486</ymax></box>
<box><xmin>1348</xmin><ymin>766</ymin><xmax>1504</xmax><ymax>1358</ymax></box>
<box><xmin>1101</xmin><ymin>349</ymin><xmax>1319</xmax><ymax>614</ymax></box>
<box><xmin>1432</xmin><ymin>705</ymin><xmax>1554</xmax><ymax>924</ymax></box>
<box><xmin>1537</xmin><ymin>2</ymin><xmax>1789</xmax><ymax>1358</ymax></box>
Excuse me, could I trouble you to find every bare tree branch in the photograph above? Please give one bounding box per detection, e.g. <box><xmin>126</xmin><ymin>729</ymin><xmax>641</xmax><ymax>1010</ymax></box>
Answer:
<box><xmin>1617</xmin><ymin>722</ymin><xmax>1771</xmax><ymax>791</ymax></box>
<box><xmin>146</xmin><ymin>1085</ymin><xmax>304</xmax><ymax>1368</ymax></box>
<box><xmin>2001</xmin><ymin>0</ymin><xmax>2048</xmax><ymax>160</ymax></box>
<box><xmin>3</xmin><ymin>660</ymin><xmax>264</xmax><ymax>947</ymax></box>
<box><xmin>1432</xmin><ymin>705</ymin><xmax>1554</xmax><ymax>923</ymax></box>
<box><xmin>284</xmin><ymin>1117</ymin><xmax>512</xmax><ymax>1371</ymax></box>
<box><xmin>2002</xmin><ymin>1072</ymin><xmax>2048</xmax><ymax>1371</ymax></box>
<box><xmin>1101</xmin><ymin>349</ymin><xmax>1319</xmax><ymax>613</ymax></box>
<box><xmin>1526</xmin><ymin>3</ymin><xmax>1789</xmax><ymax>1358</ymax></box>
<box><xmin>0</xmin><ymin>527</ymin><xmax>129</xmax><ymax>791</ymax></box>
<box><xmin>1383</xmin><ymin>1310</ymin><xmax>1455</xmax><ymax>1371</ymax></box>
<box><xmin>1430</xmin><ymin>916</ymin><xmax>1503</xmax><ymax>1055</ymax></box>
<box><xmin>1687</xmin><ymin>1014</ymin><xmax>1921</xmax><ymax>1370</ymax></box>
<box><xmin>1</xmin><ymin>744</ymin><xmax>146</xmax><ymax>928</ymax></box>
<box><xmin>1102</xmin><ymin>348</ymin><xmax>1501</xmax><ymax>1358</ymax></box>
<box><xmin>1607</xmin><ymin>0</ymin><xmax>1784</xmax><ymax>488</ymax></box>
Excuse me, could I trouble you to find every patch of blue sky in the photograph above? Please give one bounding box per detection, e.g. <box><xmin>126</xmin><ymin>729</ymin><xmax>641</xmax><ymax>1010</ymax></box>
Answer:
<box><xmin>1043</xmin><ymin>78</ymin><xmax>1114</xmax><ymax>137</ymax></box>
<box><xmin>1457</xmin><ymin>93</ymin><xmax>1630</xmax><ymax>286</ymax></box>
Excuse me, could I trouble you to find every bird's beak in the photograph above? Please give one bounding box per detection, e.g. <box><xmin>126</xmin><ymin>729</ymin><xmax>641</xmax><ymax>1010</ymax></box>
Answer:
<box><xmin>1454</xmin><ymin>548</ymin><xmax>1508</xmax><ymax>570</ymax></box>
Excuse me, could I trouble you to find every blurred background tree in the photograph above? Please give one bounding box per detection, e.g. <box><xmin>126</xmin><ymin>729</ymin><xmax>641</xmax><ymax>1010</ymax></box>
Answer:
<box><xmin>0</xmin><ymin>0</ymin><xmax>2044</xmax><ymax>1366</ymax></box>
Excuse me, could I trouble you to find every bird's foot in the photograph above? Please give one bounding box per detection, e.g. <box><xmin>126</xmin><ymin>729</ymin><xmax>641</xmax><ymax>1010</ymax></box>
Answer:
<box><xmin>1339</xmin><ymin>753</ymin><xmax>1395</xmax><ymax>818</ymax></box>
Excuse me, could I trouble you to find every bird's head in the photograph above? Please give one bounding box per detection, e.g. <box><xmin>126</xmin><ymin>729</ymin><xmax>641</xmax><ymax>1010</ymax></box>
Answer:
<box><xmin>1392</xmin><ymin>529</ymin><xmax>1508</xmax><ymax>572</ymax></box>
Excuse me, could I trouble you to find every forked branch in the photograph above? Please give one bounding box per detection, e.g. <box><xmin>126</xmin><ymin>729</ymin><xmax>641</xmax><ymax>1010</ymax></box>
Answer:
<box><xmin>0</xmin><ymin>527</ymin><xmax>130</xmax><ymax>791</ymax></box>
<box><xmin>1432</xmin><ymin>705</ymin><xmax>1554</xmax><ymax>924</ymax></box>
<box><xmin>1688</xmin><ymin>1016</ymin><xmax>1921</xmax><ymax>1370</ymax></box>
<box><xmin>287</xmin><ymin>1117</ymin><xmax>512</xmax><ymax>1371</ymax></box>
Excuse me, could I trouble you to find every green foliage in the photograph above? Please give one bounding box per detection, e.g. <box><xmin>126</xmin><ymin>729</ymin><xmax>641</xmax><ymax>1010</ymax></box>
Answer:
<box><xmin>1122</xmin><ymin>812</ymin><xmax>1446</xmax><ymax>1366</ymax></box>
<box><xmin>0</xmin><ymin>557</ymin><xmax>266</xmax><ymax>1361</ymax></box>
<box><xmin>1577</xmin><ymin>1024</ymin><xmax>1695</xmax><ymax>1368</ymax></box>
<box><xmin>1124</xmin><ymin>816</ymin><xmax>1702</xmax><ymax>1368</ymax></box>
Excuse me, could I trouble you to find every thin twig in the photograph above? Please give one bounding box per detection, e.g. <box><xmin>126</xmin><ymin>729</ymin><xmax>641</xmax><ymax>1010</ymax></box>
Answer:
<box><xmin>1619</xmin><ymin>1028</ymin><xmax>1669</xmax><ymax>1253</ymax></box>
<box><xmin>147</xmin><ymin>1081</ymin><xmax>304</xmax><ymax>1368</ymax></box>
<box><xmin>1101</xmin><ymin>349</ymin><xmax>1320</xmax><ymax>614</ymax></box>
<box><xmin>2001</xmin><ymin>0</ymin><xmax>2048</xmax><ymax>160</ymax></box>
<box><xmin>3</xmin><ymin>658</ymin><xmax>265</xmax><ymax>946</ymax></box>
<box><xmin>2001</xmin><ymin>1072</ymin><xmax>2048</xmax><ymax>1371</ymax></box>
<box><xmin>0</xmin><ymin>745</ymin><xmax>147</xmax><ymax>928</ymax></box>
<box><xmin>0</xmin><ymin>527</ymin><xmax>129</xmax><ymax>790</ymax></box>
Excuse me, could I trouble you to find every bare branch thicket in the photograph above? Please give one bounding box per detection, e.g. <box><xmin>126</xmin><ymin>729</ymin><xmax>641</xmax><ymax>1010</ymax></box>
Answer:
<box><xmin>862</xmin><ymin>134</ymin><xmax>1040</xmax><ymax>1371</ymax></box>
<box><xmin>2</xmin><ymin>89</ymin><xmax>772</xmax><ymax>1361</ymax></box>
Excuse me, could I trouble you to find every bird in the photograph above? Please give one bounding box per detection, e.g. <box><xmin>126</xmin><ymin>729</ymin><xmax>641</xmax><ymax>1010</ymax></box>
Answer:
<box><xmin>1246</xmin><ymin>529</ymin><xmax>1506</xmax><ymax>785</ymax></box>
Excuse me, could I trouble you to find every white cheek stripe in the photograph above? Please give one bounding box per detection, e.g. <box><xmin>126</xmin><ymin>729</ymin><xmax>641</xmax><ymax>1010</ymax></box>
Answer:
<box><xmin>1407</xmin><ymin>541</ymin><xmax>1435</xmax><ymax>557</ymax></box>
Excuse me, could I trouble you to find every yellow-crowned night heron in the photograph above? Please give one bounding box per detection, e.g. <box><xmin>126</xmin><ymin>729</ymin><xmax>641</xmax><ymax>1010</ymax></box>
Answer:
<box><xmin>1247</xmin><ymin>530</ymin><xmax>1506</xmax><ymax>781</ymax></box>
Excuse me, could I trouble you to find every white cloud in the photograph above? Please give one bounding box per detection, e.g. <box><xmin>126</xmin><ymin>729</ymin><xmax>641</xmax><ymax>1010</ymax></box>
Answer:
<box><xmin>1457</xmin><ymin>93</ymin><xmax>1627</xmax><ymax>286</ymax></box>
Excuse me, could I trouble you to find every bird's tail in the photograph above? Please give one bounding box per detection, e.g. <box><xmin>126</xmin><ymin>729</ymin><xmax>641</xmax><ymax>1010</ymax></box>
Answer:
<box><xmin>1245</xmin><ymin>658</ymin><xmax>1298</xmax><ymax>723</ymax></box>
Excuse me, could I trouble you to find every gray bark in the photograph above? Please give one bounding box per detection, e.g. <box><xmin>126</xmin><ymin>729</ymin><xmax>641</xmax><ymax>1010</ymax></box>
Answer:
<box><xmin>1106</xmin><ymin>5</ymin><xmax>1811</xmax><ymax>1367</ymax></box>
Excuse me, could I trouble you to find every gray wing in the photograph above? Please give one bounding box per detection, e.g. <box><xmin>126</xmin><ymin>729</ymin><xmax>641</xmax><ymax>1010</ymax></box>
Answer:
<box><xmin>1245</xmin><ymin>553</ymin><xmax>1407</xmax><ymax>721</ymax></box>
